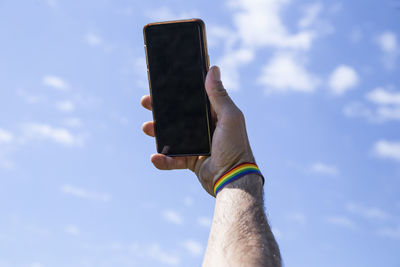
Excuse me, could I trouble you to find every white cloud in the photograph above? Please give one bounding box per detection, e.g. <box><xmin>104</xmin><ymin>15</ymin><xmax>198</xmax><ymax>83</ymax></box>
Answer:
<box><xmin>30</xmin><ymin>263</ymin><xmax>45</xmax><ymax>267</ymax></box>
<box><xmin>56</xmin><ymin>100</ymin><xmax>75</xmax><ymax>112</ymax></box>
<box><xmin>85</xmin><ymin>33</ymin><xmax>102</xmax><ymax>46</ymax></box>
<box><xmin>298</xmin><ymin>3</ymin><xmax>322</xmax><ymax>29</ymax></box>
<box><xmin>328</xmin><ymin>65</ymin><xmax>359</xmax><ymax>95</ymax></box>
<box><xmin>211</xmin><ymin>0</ymin><xmax>331</xmax><ymax>91</ymax></box>
<box><xmin>147</xmin><ymin>243</ymin><xmax>180</xmax><ymax>266</ymax></box>
<box><xmin>65</xmin><ymin>225</ymin><xmax>80</xmax><ymax>236</ymax></box>
<box><xmin>325</xmin><ymin>215</ymin><xmax>356</xmax><ymax>229</ymax></box>
<box><xmin>366</xmin><ymin>87</ymin><xmax>400</xmax><ymax>106</ymax></box>
<box><xmin>147</xmin><ymin>7</ymin><xmax>198</xmax><ymax>21</ymax></box>
<box><xmin>197</xmin><ymin>216</ymin><xmax>212</xmax><ymax>228</ymax></box>
<box><xmin>378</xmin><ymin>225</ymin><xmax>400</xmax><ymax>239</ymax></box>
<box><xmin>344</xmin><ymin>87</ymin><xmax>400</xmax><ymax>122</ymax></box>
<box><xmin>286</xmin><ymin>211</ymin><xmax>307</xmax><ymax>225</ymax></box>
<box><xmin>377</xmin><ymin>31</ymin><xmax>398</xmax><ymax>70</ymax></box>
<box><xmin>346</xmin><ymin>202</ymin><xmax>389</xmax><ymax>220</ymax></box>
<box><xmin>181</xmin><ymin>240</ymin><xmax>203</xmax><ymax>256</ymax></box>
<box><xmin>162</xmin><ymin>210</ymin><xmax>183</xmax><ymax>225</ymax></box>
<box><xmin>61</xmin><ymin>184</ymin><xmax>111</xmax><ymax>202</ymax></box>
<box><xmin>21</xmin><ymin>123</ymin><xmax>84</xmax><ymax>146</ymax></box>
<box><xmin>258</xmin><ymin>53</ymin><xmax>319</xmax><ymax>93</ymax></box>
<box><xmin>0</xmin><ymin>129</ymin><xmax>14</xmax><ymax>144</ymax></box>
<box><xmin>43</xmin><ymin>75</ymin><xmax>69</xmax><ymax>91</ymax></box>
<box><xmin>207</xmin><ymin>25</ymin><xmax>237</xmax><ymax>48</ymax></box>
<box><xmin>373</xmin><ymin>140</ymin><xmax>400</xmax><ymax>162</ymax></box>
<box><xmin>218</xmin><ymin>48</ymin><xmax>254</xmax><ymax>90</ymax></box>
<box><xmin>310</xmin><ymin>162</ymin><xmax>339</xmax><ymax>176</ymax></box>
<box><xmin>227</xmin><ymin>0</ymin><xmax>315</xmax><ymax>50</ymax></box>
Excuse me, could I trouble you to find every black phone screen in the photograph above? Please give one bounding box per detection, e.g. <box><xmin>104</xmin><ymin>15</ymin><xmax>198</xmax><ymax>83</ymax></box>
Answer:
<box><xmin>144</xmin><ymin>21</ymin><xmax>212</xmax><ymax>156</ymax></box>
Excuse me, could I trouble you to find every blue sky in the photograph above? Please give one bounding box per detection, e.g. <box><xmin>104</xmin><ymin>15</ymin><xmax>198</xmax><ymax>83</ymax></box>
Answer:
<box><xmin>0</xmin><ymin>0</ymin><xmax>399</xmax><ymax>266</ymax></box>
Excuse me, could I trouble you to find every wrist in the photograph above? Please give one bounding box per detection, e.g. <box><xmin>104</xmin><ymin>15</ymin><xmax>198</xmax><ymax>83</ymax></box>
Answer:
<box><xmin>216</xmin><ymin>173</ymin><xmax>264</xmax><ymax>198</ymax></box>
<box><xmin>212</xmin><ymin>162</ymin><xmax>264</xmax><ymax>197</ymax></box>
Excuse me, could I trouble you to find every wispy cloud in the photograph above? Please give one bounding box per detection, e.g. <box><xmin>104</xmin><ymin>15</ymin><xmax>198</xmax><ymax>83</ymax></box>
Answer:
<box><xmin>147</xmin><ymin>243</ymin><xmax>180</xmax><ymax>266</ymax></box>
<box><xmin>310</xmin><ymin>162</ymin><xmax>339</xmax><ymax>176</ymax></box>
<box><xmin>162</xmin><ymin>210</ymin><xmax>183</xmax><ymax>225</ymax></box>
<box><xmin>328</xmin><ymin>65</ymin><xmax>359</xmax><ymax>95</ymax></box>
<box><xmin>43</xmin><ymin>75</ymin><xmax>69</xmax><ymax>91</ymax></box>
<box><xmin>183</xmin><ymin>196</ymin><xmax>193</xmax><ymax>207</ymax></box>
<box><xmin>271</xmin><ymin>227</ymin><xmax>282</xmax><ymax>240</ymax></box>
<box><xmin>373</xmin><ymin>140</ymin><xmax>400</xmax><ymax>162</ymax></box>
<box><xmin>346</xmin><ymin>202</ymin><xmax>389</xmax><ymax>220</ymax></box>
<box><xmin>378</xmin><ymin>225</ymin><xmax>400</xmax><ymax>239</ymax></box>
<box><xmin>197</xmin><ymin>216</ymin><xmax>212</xmax><ymax>228</ymax></box>
<box><xmin>61</xmin><ymin>184</ymin><xmax>111</xmax><ymax>202</ymax></box>
<box><xmin>325</xmin><ymin>215</ymin><xmax>356</xmax><ymax>229</ymax></box>
<box><xmin>21</xmin><ymin>123</ymin><xmax>84</xmax><ymax>146</ymax></box>
<box><xmin>258</xmin><ymin>53</ymin><xmax>319</xmax><ymax>93</ymax></box>
<box><xmin>65</xmin><ymin>225</ymin><xmax>80</xmax><ymax>236</ymax></box>
<box><xmin>0</xmin><ymin>129</ymin><xmax>14</xmax><ymax>144</ymax></box>
<box><xmin>180</xmin><ymin>240</ymin><xmax>203</xmax><ymax>256</ymax></box>
<box><xmin>16</xmin><ymin>89</ymin><xmax>45</xmax><ymax>104</ymax></box>
<box><xmin>376</xmin><ymin>31</ymin><xmax>399</xmax><ymax>70</ymax></box>
<box><xmin>85</xmin><ymin>33</ymin><xmax>103</xmax><ymax>46</ymax></box>
<box><xmin>56</xmin><ymin>100</ymin><xmax>75</xmax><ymax>112</ymax></box>
<box><xmin>0</xmin><ymin>129</ymin><xmax>15</xmax><ymax>169</ymax></box>
<box><xmin>344</xmin><ymin>87</ymin><xmax>400</xmax><ymax>122</ymax></box>
<box><xmin>298</xmin><ymin>3</ymin><xmax>322</xmax><ymax>29</ymax></box>
<box><xmin>366</xmin><ymin>87</ymin><xmax>400</xmax><ymax>106</ymax></box>
<box><xmin>286</xmin><ymin>211</ymin><xmax>307</xmax><ymax>225</ymax></box>
<box><xmin>44</xmin><ymin>0</ymin><xmax>57</xmax><ymax>8</ymax></box>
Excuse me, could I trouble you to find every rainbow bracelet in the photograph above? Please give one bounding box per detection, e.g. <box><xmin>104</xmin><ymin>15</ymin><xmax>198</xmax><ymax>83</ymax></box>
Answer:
<box><xmin>213</xmin><ymin>162</ymin><xmax>264</xmax><ymax>196</ymax></box>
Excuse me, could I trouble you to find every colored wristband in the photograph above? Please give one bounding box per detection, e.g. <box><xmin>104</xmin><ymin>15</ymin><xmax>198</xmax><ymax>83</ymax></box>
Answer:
<box><xmin>213</xmin><ymin>162</ymin><xmax>264</xmax><ymax>197</ymax></box>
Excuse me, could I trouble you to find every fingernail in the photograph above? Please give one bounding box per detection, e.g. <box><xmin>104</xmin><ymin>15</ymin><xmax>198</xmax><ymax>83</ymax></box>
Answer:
<box><xmin>212</xmin><ymin>66</ymin><xmax>221</xmax><ymax>82</ymax></box>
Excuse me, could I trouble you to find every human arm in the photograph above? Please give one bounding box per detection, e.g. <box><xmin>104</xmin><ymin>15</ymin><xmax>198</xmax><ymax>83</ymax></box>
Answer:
<box><xmin>141</xmin><ymin>66</ymin><xmax>281</xmax><ymax>266</ymax></box>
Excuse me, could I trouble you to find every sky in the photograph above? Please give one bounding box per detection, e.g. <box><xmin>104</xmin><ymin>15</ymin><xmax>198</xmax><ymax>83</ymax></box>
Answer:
<box><xmin>0</xmin><ymin>0</ymin><xmax>399</xmax><ymax>266</ymax></box>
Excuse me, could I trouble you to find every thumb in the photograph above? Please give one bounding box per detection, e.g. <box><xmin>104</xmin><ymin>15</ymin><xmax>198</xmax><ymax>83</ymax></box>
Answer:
<box><xmin>205</xmin><ymin>66</ymin><xmax>235</xmax><ymax>115</ymax></box>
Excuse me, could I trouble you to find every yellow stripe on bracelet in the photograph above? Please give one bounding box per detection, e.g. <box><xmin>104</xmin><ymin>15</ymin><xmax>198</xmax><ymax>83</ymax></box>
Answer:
<box><xmin>213</xmin><ymin>162</ymin><xmax>263</xmax><ymax>196</ymax></box>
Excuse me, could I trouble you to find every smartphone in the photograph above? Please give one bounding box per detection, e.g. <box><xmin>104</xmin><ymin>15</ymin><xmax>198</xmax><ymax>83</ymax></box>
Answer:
<box><xmin>143</xmin><ymin>19</ymin><xmax>212</xmax><ymax>156</ymax></box>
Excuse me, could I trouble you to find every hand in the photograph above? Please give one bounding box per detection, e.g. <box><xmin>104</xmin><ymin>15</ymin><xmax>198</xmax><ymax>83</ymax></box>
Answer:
<box><xmin>141</xmin><ymin>66</ymin><xmax>255</xmax><ymax>196</ymax></box>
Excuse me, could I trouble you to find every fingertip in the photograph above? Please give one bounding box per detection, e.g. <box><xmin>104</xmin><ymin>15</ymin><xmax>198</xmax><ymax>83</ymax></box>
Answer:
<box><xmin>140</xmin><ymin>95</ymin><xmax>147</xmax><ymax>105</ymax></box>
<box><xmin>141</xmin><ymin>95</ymin><xmax>152</xmax><ymax>110</ymax></box>
<box><xmin>150</xmin><ymin>153</ymin><xmax>167</xmax><ymax>170</ymax></box>
<box><xmin>142</xmin><ymin>121</ymin><xmax>155</xmax><ymax>137</ymax></box>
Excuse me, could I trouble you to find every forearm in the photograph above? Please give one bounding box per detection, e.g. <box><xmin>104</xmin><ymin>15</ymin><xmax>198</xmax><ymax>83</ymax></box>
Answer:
<box><xmin>202</xmin><ymin>174</ymin><xmax>281</xmax><ymax>267</ymax></box>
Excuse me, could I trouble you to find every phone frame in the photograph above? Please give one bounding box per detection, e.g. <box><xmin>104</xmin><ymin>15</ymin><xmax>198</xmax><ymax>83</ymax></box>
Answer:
<box><xmin>143</xmin><ymin>18</ymin><xmax>212</xmax><ymax>157</ymax></box>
